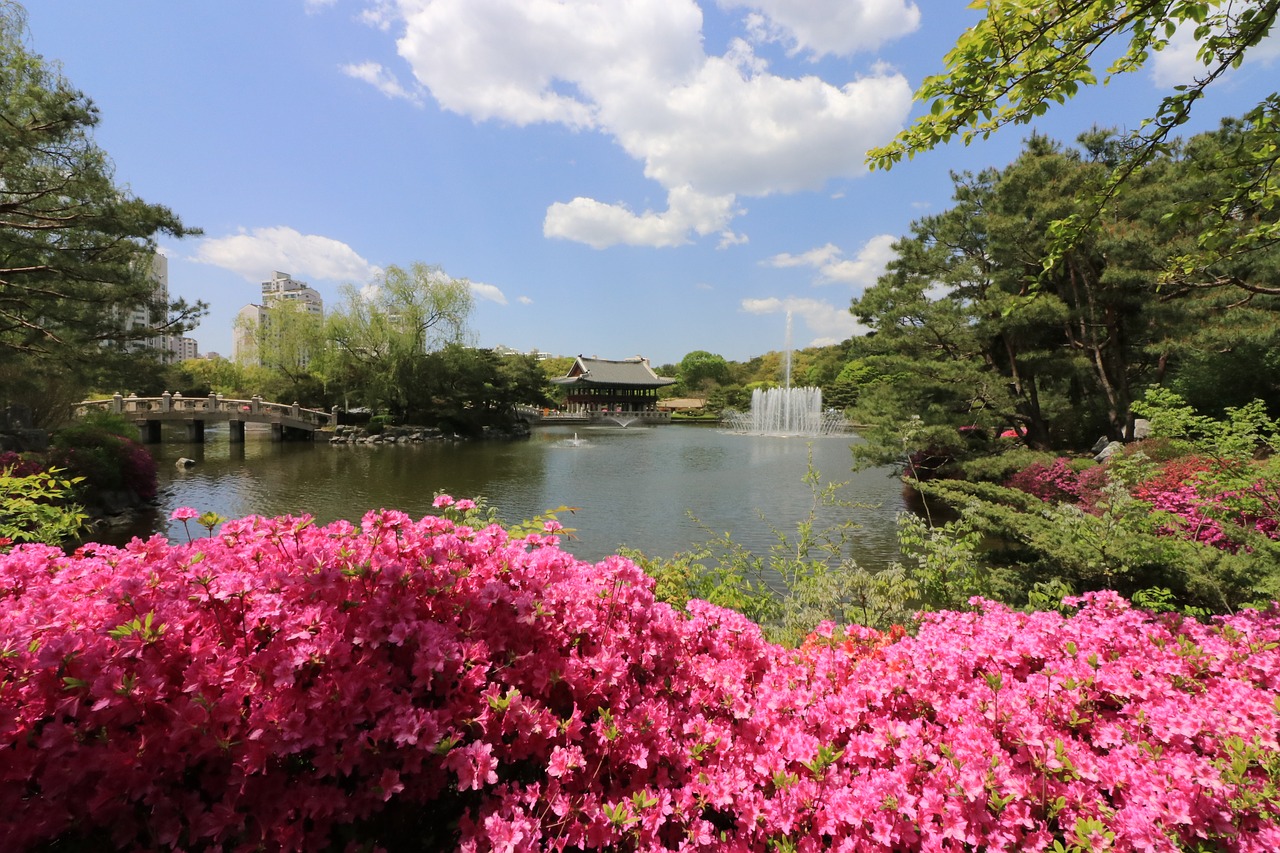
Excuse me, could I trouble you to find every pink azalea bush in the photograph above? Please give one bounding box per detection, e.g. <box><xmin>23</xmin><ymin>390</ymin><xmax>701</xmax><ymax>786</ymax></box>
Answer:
<box><xmin>4</xmin><ymin>505</ymin><xmax>1280</xmax><ymax>851</ymax></box>
<box><xmin>1131</xmin><ymin>457</ymin><xmax>1280</xmax><ymax>551</ymax></box>
<box><xmin>1005</xmin><ymin>454</ymin><xmax>1279</xmax><ymax>551</ymax></box>
<box><xmin>1004</xmin><ymin>457</ymin><xmax>1110</xmax><ymax>510</ymax></box>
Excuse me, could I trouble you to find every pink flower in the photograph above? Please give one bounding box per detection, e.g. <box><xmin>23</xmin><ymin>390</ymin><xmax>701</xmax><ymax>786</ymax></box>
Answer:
<box><xmin>170</xmin><ymin>507</ymin><xmax>199</xmax><ymax>521</ymax></box>
<box><xmin>433</xmin><ymin>494</ymin><xmax>455</xmax><ymax>508</ymax></box>
<box><xmin>454</xmin><ymin>499</ymin><xmax>477</xmax><ymax>511</ymax></box>
<box><xmin>6</xmin><ymin>506</ymin><xmax>1280</xmax><ymax>852</ymax></box>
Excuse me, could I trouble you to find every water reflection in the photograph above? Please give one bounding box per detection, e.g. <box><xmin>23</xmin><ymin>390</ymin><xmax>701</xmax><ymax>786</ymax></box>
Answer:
<box><xmin>111</xmin><ymin>424</ymin><xmax>907</xmax><ymax>567</ymax></box>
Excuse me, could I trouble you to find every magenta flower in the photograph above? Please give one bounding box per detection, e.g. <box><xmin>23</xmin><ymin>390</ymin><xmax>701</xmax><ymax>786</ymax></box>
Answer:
<box><xmin>4</xmin><ymin>511</ymin><xmax>1280</xmax><ymax>851</ymax></box>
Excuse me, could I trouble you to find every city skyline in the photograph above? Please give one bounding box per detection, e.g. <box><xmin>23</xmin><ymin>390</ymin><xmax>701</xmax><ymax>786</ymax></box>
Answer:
<box><xmin>27</xmin><ymin>1</ymin><xmax>1277</xmax><ymax>366</ymax></box>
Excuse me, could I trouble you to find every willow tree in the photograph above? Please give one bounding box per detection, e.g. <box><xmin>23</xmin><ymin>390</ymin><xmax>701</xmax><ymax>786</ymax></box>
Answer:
<box><xmin>0</xmin><ymin>2</ymin><xmax>203</xmax><ymax>414</ymax></box>
<box><xmin>868</xmin><ymin>0</ymin><xmax>1280</xmax><ymax>293</ymax></box>
<box><xmin>325</xmin><ymin>263</ymin><xmax>474</xmax><ymax>417</ymax></box>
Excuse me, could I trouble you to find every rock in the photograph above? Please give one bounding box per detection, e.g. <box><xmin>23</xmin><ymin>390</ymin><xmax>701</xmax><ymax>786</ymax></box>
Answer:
<box><xmin>1133</xmin><ymin>418</ymin><xmax>1151</xmax><ymax>440</ymax></box>
<box><xmin>176</xmin><ymin>457</ymin><xmax>196</xmax><ymax>469</ymax></box>
<box><xmin>1094</xmin><ymin>440</ymin><xmax>1124</xmax><ymax>463</ymax></box>
<box><xmin>1090</xmin><ymin>435</ymin><xmax>1110</xmax><ymax>455</ymax></box>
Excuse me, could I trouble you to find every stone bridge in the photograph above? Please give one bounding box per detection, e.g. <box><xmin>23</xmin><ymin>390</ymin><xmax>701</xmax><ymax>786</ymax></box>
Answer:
<box><xmin>75</xmin><ymin>392</ymin><xmax>334</xmax><ymax>443</ymax></box>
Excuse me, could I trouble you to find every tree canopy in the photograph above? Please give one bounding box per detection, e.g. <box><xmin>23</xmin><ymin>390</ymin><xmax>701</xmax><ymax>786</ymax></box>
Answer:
<box><xmin>852</xmin><ymin>129</ymin><xmax>1280</xmax><ymax>457</ymax></box>
<box><xmin>675</xmin><ymin>350</ymin><xmax>731</xmax><ymax>393</ymax></box>
<box><xmin>868</xmin><ymin>0</ymin><xmax>1280</xmax><ymax>291</ymax></box>
<box><xmin>0</xmin><ymin>2</ymin><xmax>204</xmax><ymax>409</ymax></box>
<box><xmin>325</xmin><ymin>263</ymin><xmax>474</xmax><ymax>416</ymax></box>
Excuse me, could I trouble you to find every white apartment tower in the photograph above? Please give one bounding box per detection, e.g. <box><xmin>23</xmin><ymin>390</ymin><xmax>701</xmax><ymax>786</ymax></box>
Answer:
<box><xmin>233</xmin><ymin>272</ymin><xmax>324</xmax><ymax>365</ymax></box>
<box><xmin>262</xmin><ymin>271</ymin><xmax>323</xmax><ymax>315</ymax></box>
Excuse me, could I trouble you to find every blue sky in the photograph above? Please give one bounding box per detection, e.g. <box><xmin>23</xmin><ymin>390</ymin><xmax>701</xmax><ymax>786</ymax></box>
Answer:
<box><xmin>25</xmin><ymin>1</ymin><xmax>1278</xmax><ymax>366</ymax></box>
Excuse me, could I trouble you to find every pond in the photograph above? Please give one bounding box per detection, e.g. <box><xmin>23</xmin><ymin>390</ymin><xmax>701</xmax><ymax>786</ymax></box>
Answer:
<box><xmin>114</xmin><ymin>423</ymin><xmax>912</xmax><ymax>567</ymax></box>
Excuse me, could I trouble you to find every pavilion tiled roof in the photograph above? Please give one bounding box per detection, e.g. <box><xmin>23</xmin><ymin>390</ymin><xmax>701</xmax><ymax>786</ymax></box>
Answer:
<box><xmin>551</xmin><ymin>356</ymin><xmax>675</xmax><ymax>387</ymax></box>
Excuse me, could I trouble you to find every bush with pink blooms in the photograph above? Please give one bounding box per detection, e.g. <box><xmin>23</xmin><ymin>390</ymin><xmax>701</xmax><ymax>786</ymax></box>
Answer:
<box><xmin>1004</xmin><ymin>457</ymin><xmax>1111</xmax><ymax>508</ymax></box>
<box><xmin>5</xmin><ymin>507</ymin><xmax>1280</xmax><ymax>851</ymax></box>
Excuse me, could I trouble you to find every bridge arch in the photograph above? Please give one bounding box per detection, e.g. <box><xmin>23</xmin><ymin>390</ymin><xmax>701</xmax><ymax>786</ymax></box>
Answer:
<box><xmin>75</xmin><ymin>392</ymin><xmax>334</xmax><ymax>443</ymax></box>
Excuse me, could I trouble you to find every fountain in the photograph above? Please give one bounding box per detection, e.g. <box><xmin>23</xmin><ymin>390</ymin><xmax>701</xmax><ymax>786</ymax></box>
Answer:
<box><xmin>723</xmin><ymin>312</ymin><xmax>849</xmax><ymax>437</ymax></box>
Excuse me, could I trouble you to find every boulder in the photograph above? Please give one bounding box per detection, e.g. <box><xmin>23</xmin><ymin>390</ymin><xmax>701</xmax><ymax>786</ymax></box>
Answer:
<box><xmin>1094</xmin><ymin>441</ymin><xmax>1124</xmax><ymax>463</ymax></box>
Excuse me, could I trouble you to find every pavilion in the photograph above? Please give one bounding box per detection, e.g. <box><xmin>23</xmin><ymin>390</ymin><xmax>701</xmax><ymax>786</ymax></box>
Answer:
<box><xmin>551</xmin><ymin>356</ymin><xmax>676</xmax><ymax>424</ymax></box>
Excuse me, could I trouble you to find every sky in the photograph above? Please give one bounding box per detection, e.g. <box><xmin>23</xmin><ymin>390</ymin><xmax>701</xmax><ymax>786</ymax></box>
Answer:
<box><xmin>23</xmin><ymin>1</ymin><xmax>1279</xmax><ymax>367</ymax></box>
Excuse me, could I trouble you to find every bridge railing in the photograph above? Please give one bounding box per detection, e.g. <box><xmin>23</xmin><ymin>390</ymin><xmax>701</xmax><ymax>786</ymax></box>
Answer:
<box><xmin>75</xmin><ymin>392</ymin><xmax>333</xmax><ymax>427</ymax></box>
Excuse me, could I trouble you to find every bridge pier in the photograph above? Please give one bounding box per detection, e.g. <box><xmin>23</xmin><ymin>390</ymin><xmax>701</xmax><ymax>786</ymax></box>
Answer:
<box><xmin>138</xmin><ymin>420</ymin><xmax>162</xmax><ymax>444</ymax></box>
<box><xmin>185</xmin><ymin>420</ymin><xmax>205</xmax><ymax>443</ymax></box>
<box><xmin>271</xmin><ymin>423</ymin><xmax>284</xmax><ymax>442</ymax></box>
<box><xmin>229</xmin><ymin>420</ymin><xmax>245</xmax><ymax>443</ymax></box>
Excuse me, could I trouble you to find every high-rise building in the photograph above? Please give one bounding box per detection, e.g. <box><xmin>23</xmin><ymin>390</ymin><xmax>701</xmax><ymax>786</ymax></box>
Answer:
<box><xmin>118</xmin><ymin>253</ymin><xmax>170</xmax><ymax>352</ymax></box>
<box><xmin>233</xmin><ymin>272</ymin><xmax>324</xmax><ymax>366</ymax></box>
<box><xmin>261</xmin><ymin>271</ymin><xmax>323</xmax><ymax>314</ymax></box>
<box><xmin>167</xmin><ymin>336</ymin><xmax>200</xmax><ymax>362</ymax></box>
<box><xmin>114</xmin><ymin>253</ymin><xmax>201</xmax><ymax>363</ymax></box>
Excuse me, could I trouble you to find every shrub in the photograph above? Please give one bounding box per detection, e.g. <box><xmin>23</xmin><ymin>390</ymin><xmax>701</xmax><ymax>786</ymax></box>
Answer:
<box><xmin>4</xmin><ymin>508</ymin><xmax>1280</xmax><ymax>851</ymax></box>
<box><xmin>0</xmin><ymin>451</ymin><xmax>43</xmax><ymax>478</ymax></box>
<box><xmin>1005</xmin><ymin>457</ymin><xmax>1083</xmax><ymax>504</ymax></box>
<box><xmin>49</xmin><ymin>422</ymin><xmax>157</xmax><ymax>502</ymax></box>
<box><xmin>955</xmin><ymin>448</ymin><xmax>1059</xmax><ymax>484</ymax></box>
<box><xmin>1002</xmin><ymin>457</ymin><xmax>1112</xmax><ymax>512</ymax></box>
<box><xmin>0</xmin><ymin>465</ymin><xmax>85</xmax><ymax>547</ymax></box>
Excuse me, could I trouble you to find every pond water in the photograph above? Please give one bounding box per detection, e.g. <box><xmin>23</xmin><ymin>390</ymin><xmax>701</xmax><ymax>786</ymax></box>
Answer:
<box><xmin>114</xmin><ymin>424</ymin><xmax>911</xmax><ymax>567</ymax></box>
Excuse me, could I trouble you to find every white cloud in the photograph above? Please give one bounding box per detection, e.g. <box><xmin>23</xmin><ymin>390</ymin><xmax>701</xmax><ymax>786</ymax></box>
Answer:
<box><xmin>361</xmin><ymin>0</ymin><xmax>914</xmax><ymax>248</ymax></box>
<box><xmin>341</xmin><ymin>61</ymin><xmax>422</xmax><ymax>104</ymax></box>
<box><xmin>722</xmin><ymin>0</ymin><xmax>920</xmax><ymax>58</ymax></box>
<box><xmin>304</xmin><ymin>0</ymin><xmax>338</xmax><ymax>13</ymax></box>
<box><xmin>765</xmin><ymin>243</ymin><xmax>842</xmax><ymax>270</ymax></box>
<box><xmin>517</xmin><ymin>295</ymin><xmax>534</xmax><ymax>305</ymax></box>
<box><xmin>1150</xmin><ymin>18</ymin><xmax>1280</xmax><ymax>87</ymax></box>
<box><xmin>544</xmin><ymin>185</ymin><xmax>743</xmax><ymax>249</ymax></box>
<box><xmin>609</xmin><ymin>48</ymin><xmax>911</xmax><ymax>197</ymax></box>
<box><xmin>470</xmin><ymin>281</ymin><xmax>508</xmax><ymax>304</ymax></box>
<box><xmin>741</xmin><ymin>295</ymin><xmax>866</xmax><ymax>344</ymax></box>
<box><xmin>192</xmin><ymin>226</ymin><xmax>382</xmax><ymax>284</ymax></box>
<box><xmin>359</xmin><ymin>1</ymin><xmax>396</xmax><ymax>30</ymax></box>
<box><xmin>763</xmin><ymin>234</ymin><xmax>896</xmax><ymax>287</ymax></box>
<box><xmin>391</xmin><ymin>0</ymin><xmax>704</xmax><ymax>129</ymax></box>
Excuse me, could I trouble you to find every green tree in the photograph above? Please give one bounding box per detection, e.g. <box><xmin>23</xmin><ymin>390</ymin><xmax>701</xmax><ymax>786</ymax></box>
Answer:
<box><xmin>868</xmin><ymin>0</ymin><xmax>1280</xmax><ymax>294</ymax></box>
<box><xmin>852</xmin><ymin>133</ymin><xmax>1197</xmax><ymax>455</ymax></box>
<box><xmin>0</xmin><ymin>3</ymin><xmax>204</xmax><ymax>410</ymax></box>
<box><xmin>823</xmin><ymin>358</ymin><xmax>879</xmax><ymax>412</ymax></box>
<box><xmin>411</xmin><ymin>345</ymin><xmax>551</xmax><ymax>434</ymax></box>
<box><xmin>168</xmin><ymin>356</ymin><xmax>247</xmax><ymax>398</ymax></box>
<box><xmin>326</xmin><ymin>262</ymin><xmax>474</xmax><ymax>415</ymax></box>
<box><xmin>676</xmin><ymin>350</ymin><xmax>731</xmax><ymax>394</ymax></box>
<box><xmin>235</xmin><ymin>299</ymin><xmax>328</xmax><ymax>404</ymax></box>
